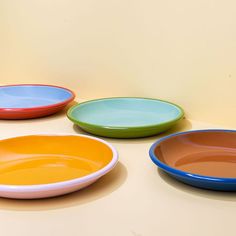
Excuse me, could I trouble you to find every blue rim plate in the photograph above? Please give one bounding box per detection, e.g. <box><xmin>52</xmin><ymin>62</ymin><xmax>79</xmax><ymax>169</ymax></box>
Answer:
<box><xmin>149</xmin><ymin>129</ymin><xmax>236</xmax><ymax>191</ymax></box>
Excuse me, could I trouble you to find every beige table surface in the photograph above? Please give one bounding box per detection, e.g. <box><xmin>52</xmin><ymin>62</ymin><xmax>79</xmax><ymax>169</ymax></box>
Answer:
<box><xmin>0</xmin><ymin>104</ymin><xmax>234</xmax><ymax>236</ymax></box>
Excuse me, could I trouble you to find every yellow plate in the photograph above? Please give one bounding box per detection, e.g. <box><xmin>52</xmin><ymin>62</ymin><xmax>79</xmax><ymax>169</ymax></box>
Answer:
<box><xmin>0</xmin><ymin>134</ymin><xmax>118</xmax><ymax>199</ymax></box>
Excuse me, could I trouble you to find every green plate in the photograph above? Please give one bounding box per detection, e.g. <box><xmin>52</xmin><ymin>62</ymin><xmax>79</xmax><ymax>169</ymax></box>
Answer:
<box><xmin>67</xmin><ymin>97</ymin><xmax>184</xmax><ymax>138</ymax></box>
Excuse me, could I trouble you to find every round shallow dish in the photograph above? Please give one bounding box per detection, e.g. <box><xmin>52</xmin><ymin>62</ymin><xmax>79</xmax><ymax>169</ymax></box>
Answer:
<box><xmin>0</xmin><ymin>134</ymin><xmax>118</xmax><ymax>199</ymax></box>
<box><xmin>67</xmin><ymin>97</ymin><xmax>184</xmax><ymax>138</ymax></box>
<box><xmin>0</xmin><ymin>84</ymin><xmax>75</xmax><ymax>119</ymax></box>
<box><xmin>149</xmin><ymin>129</ymin><xmax>236</xmax><ymax>191</ymax></box>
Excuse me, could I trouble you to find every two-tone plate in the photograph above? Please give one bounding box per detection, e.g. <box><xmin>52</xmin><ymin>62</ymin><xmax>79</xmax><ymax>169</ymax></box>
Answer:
<box><xmin>0</xmin><ymin>134</ymin><xmax>118</xmax><ymax>199</ymax></box>
<box><xmin>150</xmin><ymin>130</ymin><xmax>236</xmax><ymax>191</ymax></box>
<box><xmin>67</xmin><ymin>97</ymin><xmax>184</xmax><ymax>138</ymax></box>
<box><xmin>0</xmin><ymin>84</ymin><xmax>75</xmax><ymax>119</ymax></box>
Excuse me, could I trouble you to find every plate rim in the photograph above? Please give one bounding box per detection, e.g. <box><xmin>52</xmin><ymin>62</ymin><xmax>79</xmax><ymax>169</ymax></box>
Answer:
<box><xmin>67</xmin><ymin>97</ymin><xmax>184</xmax><ymax>130</ymax></box>
<box><xmin>0</xmin><ymin>84</ymin><xmax>76</xmax><ymax>111</ymax></box>
<box><xmin>0</xmin><ymin>133</ymin><xmax>119</xmax><ymax>191</ymax></box>
<box><xmin>149</xmin><ymin>129</ymin><xmax>236</xmax><ymax>182</ymax></box>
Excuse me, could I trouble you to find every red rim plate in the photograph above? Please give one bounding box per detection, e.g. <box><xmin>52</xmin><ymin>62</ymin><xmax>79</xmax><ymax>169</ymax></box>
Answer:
<box><xmin>0</xmin><ymin>84</ymin><xmax>76</xmax><ymax>119</ymax></box>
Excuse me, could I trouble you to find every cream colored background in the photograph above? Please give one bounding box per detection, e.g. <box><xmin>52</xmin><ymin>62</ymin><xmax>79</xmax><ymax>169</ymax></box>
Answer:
<box><xmin>1</xmin><ymin>1</ymin><xmax>236</xmax><ymax>236</ymax></box>
<box><xmin>1</xmin><ymin>0</ymin><xmax>236</xmax><ymax>126</ymax></box>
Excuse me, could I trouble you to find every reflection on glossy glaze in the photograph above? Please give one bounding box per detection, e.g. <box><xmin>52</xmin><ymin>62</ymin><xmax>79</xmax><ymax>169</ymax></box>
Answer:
<box><xmin>155</xmin><ymin>131</ymin><xmax>236</xmax><ymax>178</ymax></box>
<box><xmin>0</xmin><ymin>135</ymin><xmax>113</xmax><ymax>185</ymax></box>
<box><xmin>174</xmin><ymin>151</ymin><xmax>236</xmax><ymax>178</ymax></box>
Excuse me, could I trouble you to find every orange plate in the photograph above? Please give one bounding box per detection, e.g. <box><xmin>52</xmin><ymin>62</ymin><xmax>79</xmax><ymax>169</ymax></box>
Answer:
<box><xmin>150</xmin><ymin>130</ymin><xmax>236</xmax><ymax>191</ymax></box>
<box><xmin>0</xmin><ymin>134</ymin><xmax>118</xmax><ymax>199</ymax></box>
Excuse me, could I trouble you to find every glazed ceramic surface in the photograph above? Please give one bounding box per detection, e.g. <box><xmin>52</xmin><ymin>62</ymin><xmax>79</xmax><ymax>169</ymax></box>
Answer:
<box><xmin>0</xmin><ymin>84</ymin><xmax>75</xmax><ymax>119</ymax></box>
<box><xmin>67</xmin><ymin>97</ymin><xmax>184</xmax><ymax>138</ymax></box>
<box><xmin>0</xmin><ymin>134</ymin><xmax>118</xmax><ymax>199</ymax></box>
<box><xmin>150</xmin><ymin>130</ymin><xmax>236</xmax><ymax>191</ymax></box>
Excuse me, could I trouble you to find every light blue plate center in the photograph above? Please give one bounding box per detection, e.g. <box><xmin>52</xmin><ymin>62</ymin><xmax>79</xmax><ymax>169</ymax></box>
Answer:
<box><xmin>73</xmin><ymin>98</ymin><xmax>183</xmax><ymax>127</ymax></box>
<box><xmin>0</xmin><ymin>85</ymin><xmax>73</xmax><ymax>108</ymax></box>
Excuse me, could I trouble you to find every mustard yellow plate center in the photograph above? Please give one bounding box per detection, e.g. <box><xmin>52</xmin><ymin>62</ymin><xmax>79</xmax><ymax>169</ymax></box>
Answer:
<box><xmin>0</xmin><ymin>135</ymin><xmax>114</xmax><ymax>185</ymax></box>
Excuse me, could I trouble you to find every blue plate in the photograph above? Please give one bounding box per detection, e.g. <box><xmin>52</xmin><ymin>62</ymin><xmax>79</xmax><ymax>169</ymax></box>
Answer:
<box><xmin>0</xmin><ymin>84</ymin><xmax>75</xmax><ymax>119</ymax></box>
<box><xmin>149</xmin><ymin>130</ymin><xmax>236</xmax><ymax>191</ymax></box>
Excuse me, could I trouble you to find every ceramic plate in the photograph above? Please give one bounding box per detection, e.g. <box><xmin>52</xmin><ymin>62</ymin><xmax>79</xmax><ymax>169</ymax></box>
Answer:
<box><xmin>149</xmin><ymin>129</ymin><xmax>236</xmax><ymax>191</ymax></box>
<box><xmin>0</xmin><ymin>84</ymin><xmax>75</xmax><ymax>119</ymax></box>
<box><xmin>67</xmin><ymin>97</ymin><xmax>184</xmax><ymax>138</ymax></box>
<box><xmin>0</xmin><ymin>134</ymin><xmax>118</xmax><ymax>199</ymax></box>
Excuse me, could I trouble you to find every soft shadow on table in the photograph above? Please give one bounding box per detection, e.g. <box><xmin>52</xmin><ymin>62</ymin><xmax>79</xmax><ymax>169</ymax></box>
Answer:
<box><xmin>0</xmin><ymin>162</ymin><xmax>127</xmax><ymax>211</ymax></box>
<box><xmin>158</xmin><ymin>169</ymin><xmax>236</xmax><ymax>202</ymax></box>
<box><xmin>0</xmin><ymin>101</ymin><xmax>77</xmax><ymax>124</ymax></box>
<box><xmin>73</xmin><ymin>118</ymin><xmax>192</xmax><ymax>144</ymax></box>
<box><xmin>73</xmin><ymin>124</ymin><xmax>92</xmax><ymax>135</ymax></box>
